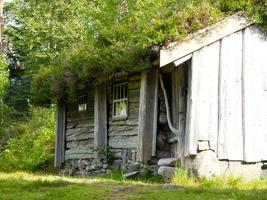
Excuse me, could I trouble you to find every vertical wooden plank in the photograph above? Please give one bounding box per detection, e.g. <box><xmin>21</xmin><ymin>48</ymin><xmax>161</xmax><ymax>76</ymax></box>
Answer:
<box><xmin>138</xmin><ymin>68</ymin><xmax>159</xmax><ymax>161</ymax></box>
<box><xmin>185</xmin><ymin>42</ymin><xmax>220</xmax><ymax>156</ymax></box>
<box><xmin>94</xmin><ymin>85</ymin><xmax>107</xmax><ymax>149</ymax></box>
<box><xmin>152</xmin><ymin>69</ymin><xmax>159</xmax><ymax>157</ymax></box>
<box><xmin>55</xmin><ymin>100</ymin><xmax>66</xmax><ymax>167</ymax></box>
<box><xmin>243</xmin><ymin>26</ymin><xmax>267</xmax><ymax>162</ymax></box>
<box><xmin>171</xmin><ymin>64</ymin><xmax>187</xmax><ymax>158</ymax></box>
<box><xmin>184</xmin><ymin>61</ymin><xmax>193</xmax><ymax>156</ymax></box>
<box><xmin>218</xmin><ymin>31</ymin><xmax>243</xmax><ymax>160</ymax></box>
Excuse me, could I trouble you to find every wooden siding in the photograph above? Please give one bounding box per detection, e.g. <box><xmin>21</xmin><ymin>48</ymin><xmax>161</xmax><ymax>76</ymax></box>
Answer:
<box><xmin>184</xmin><ymin>25</ymin><xmax>267</xmax><ymax>162</ymax></box>
<box><xmin>94</xmin><ymin>85</ymin><xmax>107</xmax><ymax>149</ymax></box>
<box><xmin>218</xmin><ymin>31</ymin><xmax>243</xmax><ymax>160</ymax></box>
<box><xmin>185</xmin><ymin>41</ymin><xmax>220</xmax><ymax>156</ymax></box>
<box><xmin>160</xmin><ymin>13</ymin><xmax>252</xmax><ymax>67</ymax></box>
<box><xmin>55</xmin><ymin>101</ymin><xmax>66</xmax><ymax>167</ymax></box>
<box><xmin>243</xmin><ymin>25</ymin><xmax>267</xmax><ymax>162</ymax></box>
<box><xmin>171</xmin><ymin>63</ymin><xmax>188</xmax><ymax>159</ymax></box>
<box><xmin>107</xmin><ymin>74</ymin><xmax>141</xmax><ymax>160</ymax></box>
<box><xmin>65</xmin><ymin>90</ymin><xmax>95</xmax><ymax>160</ymax></box>
<box><xmin>138</xmin><ymin>68</ymin><xmax>159</xmax><ymax>161</ymax></box>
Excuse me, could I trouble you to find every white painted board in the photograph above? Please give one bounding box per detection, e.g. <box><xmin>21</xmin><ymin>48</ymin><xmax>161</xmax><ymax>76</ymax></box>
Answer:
<box><xmin>185</xmin><ymin>41</ymin><xmax>220</xmax><ymax>156</ymax></box>
<box><xmin>243</xmin><ymin>25</ymin><xmax>267</xmax><ymax>162</ymax></box>
<box><xmin>218</xmin><ymin>31</ymin><xmax>243</xmax><ymax>160</ymax></box>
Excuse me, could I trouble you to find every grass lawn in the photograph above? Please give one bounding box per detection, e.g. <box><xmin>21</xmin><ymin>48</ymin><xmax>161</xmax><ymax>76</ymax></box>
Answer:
<box><xmin>0</xmin><ymin>172</ymin><xmax>266</xmax><ymax>200</ymax></box>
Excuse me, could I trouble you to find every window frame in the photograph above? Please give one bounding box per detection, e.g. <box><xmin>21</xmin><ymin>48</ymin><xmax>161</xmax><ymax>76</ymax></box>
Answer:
<box><xmin>78</xmin><ymin>95</ymin><xmax>87</xmax><ymax>112</ymax></box>
<box><xmin>112</xmin><ymin>82</ymin><xmax>128</xmax><ymax>120</ymax></box>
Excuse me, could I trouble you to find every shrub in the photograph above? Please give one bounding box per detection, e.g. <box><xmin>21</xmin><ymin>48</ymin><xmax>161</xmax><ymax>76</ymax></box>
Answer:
<box><xmin>0</xmin><ymin>106</ymin><xmax>56</xmax><ymax>172</ymax></box>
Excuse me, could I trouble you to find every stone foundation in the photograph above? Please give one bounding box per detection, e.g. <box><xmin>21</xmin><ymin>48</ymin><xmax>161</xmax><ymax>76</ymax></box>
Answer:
<box><xmin>61</xmin><ymin>158</ymin><xmax>109</xmax><ymax>177</ymax></box>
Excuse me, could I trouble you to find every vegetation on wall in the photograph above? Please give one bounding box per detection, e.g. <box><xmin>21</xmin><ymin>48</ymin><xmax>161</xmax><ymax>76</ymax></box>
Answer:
<box><xmin>4</xmin><ymin>0</ymin><xmax>267</xmax><ymax>104</ymax></box>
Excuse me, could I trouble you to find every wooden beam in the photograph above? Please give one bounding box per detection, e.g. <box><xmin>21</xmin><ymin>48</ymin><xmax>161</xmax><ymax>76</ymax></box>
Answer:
<box><xmin>94</xmin><ymin>85</ymin><xmax>107</xmax><ymax>149</ymax></box>
<box><xmin>55</xmin><ymin>100</ymin><xmax>66</xmax><ymax>168</ymax></box>
<box><xmin>138</xmin><ymin>68</ymin><xmax>159</xmax><ymax>161</ymax></box>
<box><xmin>160</xmin><ymin>13</ymin><xmax>252</xmax><ymax>67</ymax></box>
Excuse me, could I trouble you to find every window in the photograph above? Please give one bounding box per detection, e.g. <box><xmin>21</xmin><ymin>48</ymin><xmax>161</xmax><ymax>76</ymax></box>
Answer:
<box><xmin>78</xmin><ymin>95</ymin><xmax>87</xmax><ymax>111</ymax></box>
<box><xmin>113</xmin><ymin>83</ymin><xmax>128</xmax><ymax>119</ymax></box>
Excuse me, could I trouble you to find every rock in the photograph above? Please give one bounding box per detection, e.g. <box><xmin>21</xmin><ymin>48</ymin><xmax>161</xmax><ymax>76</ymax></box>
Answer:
<box><xmin>157</xmin><ymin>150</ymin><xmax>171</xmax><ymax>158</ymax></box>
<box><xmin>103</xmin><ymin>164</ymin><xmax>109</xmax><ymax>169</ymax></box>
<box><xmin>158</xmin><ymin>158</ymin><xmax>178</xmax><ymax>167</ymax></box>
<box><xmin>123</xmin><ymin>171</ymin><xmax>139</xmax><ymax>178</ymax></box>
<box><xmin>192</xmin><ymin>150</ymin><xmax>220</xmax><ymax>179</ymax></box>
<box><xmin>261</xmin><ymin>164</ymin><xmax>267</xmax><ymax>179</ymax></box>
<box><xmin>96</xmin><ymin>163</ymin><xmax>103</xmax><ymax>169</ymax></box>
<box><xmin>68</xmin><ymin>167</ymin><xmax>76</xmax><ymax>176</ymax></box>
<box><xmin>159</xmin><ymin>112</ymin><xmax>167</xmax><ymax>124</ymax></box>
<box><xmin>198</xmin><ymin>141</ymin><xmax>210</xmax><ymax>152</ymax></box>
<box><xmin>126</xmin><ymin>162</ymin><xmax>140</xmax><ymax>173</ymax></box>
<box><xmin>85</xmin><ymin>165</ymin><xmax>91</xmax><ymax>171</ymax></box>
<box><xmin>112</xmin><ymin>159</ymin><xmax>122</xmax><ymax>170</ymax></box>
<box><xmin>89</xmin><ymin>164</ymin><xmax>97</xmax><ymax>170</ymax></box>
<box><xmin>157</xmin><ymin>132</ymin><xmax>167</xmax><ymax>150</ymax></box>
<box><xmin>149</xmin><ymin>165</ymin><xmax>159</xmax><ymax>173</ymax></box>
<box><xmin>162</xmin><ymin>183</ymin><xmax>184</xmax><ymax>190</ymax></box>
<box><xmin>158</xmin><ymin>166</ymin><xmax>176</xmax><ymax>181</ymax></box>
<box><xmin>260</xmin><ymin>169</ymin><xmax>267</xmax><ymax>179</ymax></box>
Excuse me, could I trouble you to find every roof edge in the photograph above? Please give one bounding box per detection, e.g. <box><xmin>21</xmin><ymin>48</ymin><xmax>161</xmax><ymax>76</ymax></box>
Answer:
<box><xmin>160</xmin><ymin>12</ymin><xmax>253</xmax><ymax>67</ymax></box>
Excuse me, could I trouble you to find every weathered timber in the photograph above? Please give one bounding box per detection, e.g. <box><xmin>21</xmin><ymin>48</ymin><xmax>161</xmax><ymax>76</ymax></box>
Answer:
<box><xmin>243</xmin><ymin>25</ymin><xmax>267</xmax><ymax>162</ymax></box>
<box><xmin>185</xmin><ymin>41</ymin><xmax>220</xmax><ymax>156</ymax></box>
<box><xmin>66</xmin><ymin>132</ymin><xmax>94</xmax><ymax>142</ymax></box>
<box><xmin>64</xmin><ymin>90</ymin><xmax>95</xmax><ymax>161</ymax></box>
<box><xmin>55</xmin><ymin>100</ymin><xmax>66</xmax><ymax>167</ymax></box>
<box><xmin>94</xmin><ymin>85</ymin><xmax>107</xmax><ymax>149</ymax></box>
<box><xmin>171</xmin><ymin>63</ymin><xmax>187</xmax><ymax>159</ymax></box>
<box><xmin>160</xmin><ymin>13</ymin><xmax>252</xmax><ymax>67</ymax></box>
<box><xmin>109</xmin><ymin>135</ymin><xmax>137</xmax><ymax>149</ymax></box>
<box><xmin>137</xmin><ymin>68</ymin><xmax>159</xmax><ymax>161</ymax></box>
<box><xmin>218</xmin><ymin>31</ymin><xmax>243</xmax><ymax>160</ymax></box>
<box><xmin>66</xmin><ymin>140</ymin><xmax>94</xmax><ymax>149</ymax></box>
<box><xmin>107</xmin><ymin>74</ymin><xmax>141</xmax><ymax>160</ymax></box>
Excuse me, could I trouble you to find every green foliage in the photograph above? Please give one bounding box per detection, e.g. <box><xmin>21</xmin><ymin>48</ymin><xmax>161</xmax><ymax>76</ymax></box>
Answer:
<box><xmin>5</xmin><ymin>0</ymin><xmax>267</xmax><ymax>104</ymax></box>
<box><xmin>0</xmin><ymin>54</ymin><xmax>9</xmax><ymax>98</ymax></box>
<box><xmin>95</xmin><ymin>144</ymin><xmax>115</xmax><ymax>165</ymax></box>
<box><xmin>171</xmin><ymin>165</ymin><xmax>196</xmax><ymax>185</ymax></box>
<box><xmin>0</xmin><ymin>106</ymin><xmax>56</xmax><ymax>172</ymax></box>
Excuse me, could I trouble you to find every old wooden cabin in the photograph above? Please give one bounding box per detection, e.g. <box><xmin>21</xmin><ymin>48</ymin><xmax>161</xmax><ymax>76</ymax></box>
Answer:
<box><xmin>55</xmin><ymin>13</ymin><xmax>267</xmax><ymax>180</ymax></box>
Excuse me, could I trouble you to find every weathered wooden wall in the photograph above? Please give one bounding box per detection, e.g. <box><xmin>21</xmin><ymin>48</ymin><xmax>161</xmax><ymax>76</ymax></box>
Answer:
<box><xmin>65</xmin><ymin>90</ymin><xmax>95</xmax><ymax>160</ymax></box>
<box><xmin>107</xmin><ymin>74</ymin><xmax>141</xmax><ymax>160</ymax></box>
<box><xmin>171</xmin><ymin>63</ymin><xmax>188</xmax><ymax>159</ymax></box>
<box><xmin>184</xmin><ymin>25</ymin><xmax>267</xmax><ymax>162</ymax></box>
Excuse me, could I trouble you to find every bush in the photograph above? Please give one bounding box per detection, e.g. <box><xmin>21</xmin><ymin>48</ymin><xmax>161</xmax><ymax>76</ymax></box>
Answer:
<box><xmin>0</xmin><ymin>106</ymin><xmax>56</xmax><ymax>172</ymax></box>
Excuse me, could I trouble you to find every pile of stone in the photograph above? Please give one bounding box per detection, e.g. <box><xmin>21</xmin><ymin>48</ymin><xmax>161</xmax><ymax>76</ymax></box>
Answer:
<box><xmin>157</xmin><ymin>158</ymin><xmax>179</xmax><ymax>181</ymax></box>
<box><xmin>261</xmin><ymin>163</ymin><xmax>267</xmax><ymax>179</ymax></box>
<box><xmin>62</xmin><ymin>158</ymin><xmax>109</xmax><ymax>176</ymax></box>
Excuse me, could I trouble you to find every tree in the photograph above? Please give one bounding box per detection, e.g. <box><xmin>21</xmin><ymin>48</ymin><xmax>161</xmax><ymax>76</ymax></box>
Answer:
<box><xmin>4</xmin><ymin>0</ymin><xmax>267</xmax><ymax>105</ymax></box>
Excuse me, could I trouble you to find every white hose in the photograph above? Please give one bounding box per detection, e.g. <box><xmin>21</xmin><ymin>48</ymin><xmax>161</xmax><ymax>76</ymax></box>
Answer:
<box><xmin>159</xmin><ymin>74</ymin><xmax>182</xmax><ymax>144</ymax></box>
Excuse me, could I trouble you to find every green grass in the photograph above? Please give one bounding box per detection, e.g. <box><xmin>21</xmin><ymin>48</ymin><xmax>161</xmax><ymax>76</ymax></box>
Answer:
<box><xmin>0</xmin><ymin>172</ymin><xmax>266</xmax><ymax>200</ymax></box>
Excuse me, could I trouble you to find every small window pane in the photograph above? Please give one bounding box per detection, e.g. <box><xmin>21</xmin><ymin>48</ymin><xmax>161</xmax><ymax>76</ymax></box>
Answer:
<box><xmin>113</xmin><ymin>83</ymin><xmax>128</xmax><ymax>118</ymax></box>
<box><xmin>78</xmin><ymin>95</ymin><xmax>87</xmax><ymax>111</ymax></box>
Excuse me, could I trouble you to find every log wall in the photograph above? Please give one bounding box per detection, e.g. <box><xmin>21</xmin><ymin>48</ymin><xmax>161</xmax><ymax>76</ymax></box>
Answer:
<box><xmin>65</xmin><ymin>90</ymin><xmax>95</xmax><ymax>160</ymax></box>
<box><xmin>107</xmin><ymin>74</ymin><xmax>141</xmax><ymax>161</ymax></box>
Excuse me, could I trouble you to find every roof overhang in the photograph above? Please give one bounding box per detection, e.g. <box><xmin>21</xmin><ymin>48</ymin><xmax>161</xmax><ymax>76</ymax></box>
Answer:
<box><xmin>160</xmin><ymin>13</ymin><xmax>253</xmax><ymax>67</ymax></box>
